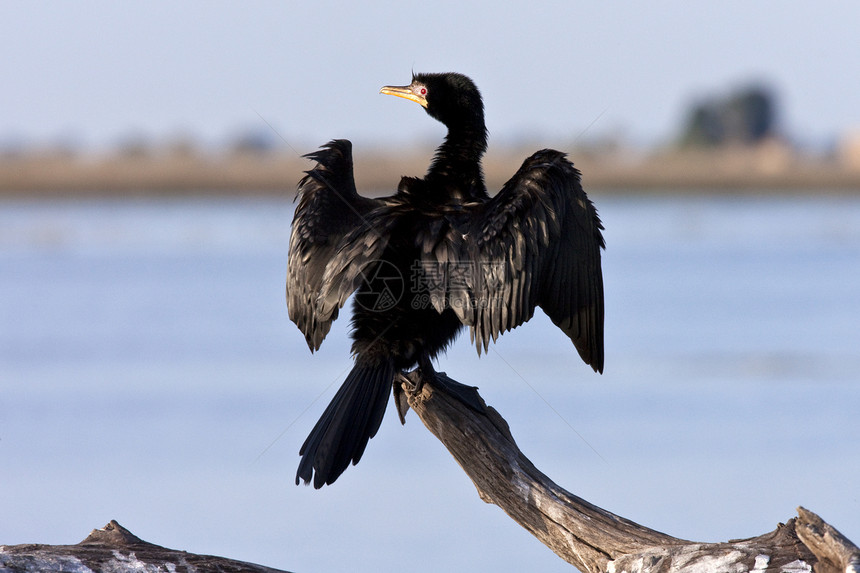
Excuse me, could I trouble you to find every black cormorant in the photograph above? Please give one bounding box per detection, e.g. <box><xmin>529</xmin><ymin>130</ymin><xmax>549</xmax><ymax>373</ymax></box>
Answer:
<box><xmin>287</xmin><ymin>72</ymin><xmax>605</xmax><ymax>488</ymax></box>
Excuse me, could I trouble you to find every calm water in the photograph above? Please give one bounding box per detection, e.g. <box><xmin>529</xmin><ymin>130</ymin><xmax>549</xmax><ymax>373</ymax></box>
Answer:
<box><xmin>1</xmin><ymin>193</ymin><xmax>859</xmax><ymax>572</ymax></box>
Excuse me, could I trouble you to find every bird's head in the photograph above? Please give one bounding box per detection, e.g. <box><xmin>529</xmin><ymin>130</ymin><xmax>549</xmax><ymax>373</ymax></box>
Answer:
<box><xmin>380</xmin><ymin>72</ymin><xmax>485</xmax><ymax>132</ymax></box>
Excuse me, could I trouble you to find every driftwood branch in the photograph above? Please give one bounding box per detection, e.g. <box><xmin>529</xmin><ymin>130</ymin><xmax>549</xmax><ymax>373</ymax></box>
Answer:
<box><xmin>403</xmin><ymin>370</ymin><xmax>860</xmax><ymax>573</ymax></box>
<box><xmin>0</xmin><ymin>520</ymin><xmax>291</xmax><ymax>573</ymax></box>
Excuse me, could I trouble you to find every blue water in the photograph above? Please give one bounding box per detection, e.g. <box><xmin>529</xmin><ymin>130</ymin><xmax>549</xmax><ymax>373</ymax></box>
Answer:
<box><xmin>1</xmin><ymin>193</ymin><xmax>858</xmax><ymax>572</ymax></box>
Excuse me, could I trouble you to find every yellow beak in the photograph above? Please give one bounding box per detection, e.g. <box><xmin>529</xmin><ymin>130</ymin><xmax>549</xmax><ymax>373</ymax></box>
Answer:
<box><xmin>379</xmin><ymin>83</ymin><xmax>428</xmax><ymax>108</ymax></box>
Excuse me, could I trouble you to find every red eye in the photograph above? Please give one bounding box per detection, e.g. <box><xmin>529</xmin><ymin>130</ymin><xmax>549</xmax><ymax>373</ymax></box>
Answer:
<box><xmin>419</xmin><ymin>87</ymin><xmax>427</xmax><ymax>95</ymax></box>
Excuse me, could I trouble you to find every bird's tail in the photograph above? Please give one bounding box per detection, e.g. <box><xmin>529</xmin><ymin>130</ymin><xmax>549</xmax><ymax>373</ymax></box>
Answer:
<box><xmin>296</xmin><ymin>360</ymin><xmax>395</xmax><ymax>488</ymax></box>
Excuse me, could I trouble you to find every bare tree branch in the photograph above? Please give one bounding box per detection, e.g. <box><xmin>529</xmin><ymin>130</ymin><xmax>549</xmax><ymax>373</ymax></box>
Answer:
<box><xmin>403</xmin><ymin>370</ymin><xmax>860</xmax><ymax>573</ymax></box>
<box><xmin>0</xmin><ymin>520</ymin><xmax>291</xmax><ymax>573</ymax></box>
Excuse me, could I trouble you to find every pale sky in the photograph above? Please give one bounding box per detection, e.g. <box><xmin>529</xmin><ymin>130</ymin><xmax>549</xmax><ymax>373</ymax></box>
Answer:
<box><xmin>2</xmin><ymin>1</ymin><xmax>858</xmax><ymax>151</ymax></box>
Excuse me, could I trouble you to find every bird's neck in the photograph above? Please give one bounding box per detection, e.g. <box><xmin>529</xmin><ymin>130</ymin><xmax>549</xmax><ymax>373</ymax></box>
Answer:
<box><xmin>425</xmin><ymin>124</ymin><xmax>489</xmax><ymax>202</ymax></box>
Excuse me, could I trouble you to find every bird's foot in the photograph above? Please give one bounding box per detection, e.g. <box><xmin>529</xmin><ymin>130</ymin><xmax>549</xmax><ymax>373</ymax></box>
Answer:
<box><xmin>392</xmin><ymin>367</ymin><xmax>434</xmax><ymax>424</ymax></box>
<box><xmin>393</xmin><ymin>371</ymin><xmax>421</xmax><ymax>424</ymax></box>
<box><xmin>394</xmin><ymin>365</ymin><xmax>485</xmax><ymax>422</ymax></box>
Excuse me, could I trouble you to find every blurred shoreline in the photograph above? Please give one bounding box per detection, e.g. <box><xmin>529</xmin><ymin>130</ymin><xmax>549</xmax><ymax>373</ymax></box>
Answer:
<box><xmin>3</xmin><ymin>140</ymin><xmax>860</xmax><ymax>198</ymax></box>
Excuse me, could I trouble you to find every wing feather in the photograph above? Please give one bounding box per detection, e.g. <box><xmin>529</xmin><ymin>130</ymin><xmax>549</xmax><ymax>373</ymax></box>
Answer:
<box><xmin>286</xmin><ymin>140</ymin><xmax>385</xmax><ymax>351</ymax></box>
<box><xmin>422</xmin><ymin>149</ymin><xmax>605</xmax><ymax>372</ymax></box>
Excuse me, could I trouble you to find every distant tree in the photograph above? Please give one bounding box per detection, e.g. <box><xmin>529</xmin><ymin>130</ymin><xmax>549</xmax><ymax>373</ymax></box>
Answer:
<box><xmin>725</xmin><ymin>86</ymin><xmax>775</xmax><ymax>143</ymax></box>
<box><xmin>165</xmin><ymin>134</ymin><xmax>199</xmax><ymax>159</ymax></box>
<box><xmin>115</xmin><ymin>133</ymin><xmax>153</xmax><ymax>158</ymax></box>
<box><xmin>231</xmin><ymin>127</ymin><xmax>279</xmax><ymax>154</ymax></box>
<box><xmin>679</xmin><ymin>101</ymin><xmax>724</xmax><ymax>147</ymax></box>
<box><xmin>678</xmin><ymin>84</ymin><xmax>777</xmax><ymax>147</ymax></box>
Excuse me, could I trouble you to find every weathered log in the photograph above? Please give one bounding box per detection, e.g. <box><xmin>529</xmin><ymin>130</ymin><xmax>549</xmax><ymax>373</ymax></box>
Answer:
<box><xmin>402</xmin><ymin>370</ymin><xmax>860</xmax><ymax>573</ymax></box>
<box><xmin>0</xmin><ymin>520</ymin><xmax>291</xmax><ymax>573</ymax></box>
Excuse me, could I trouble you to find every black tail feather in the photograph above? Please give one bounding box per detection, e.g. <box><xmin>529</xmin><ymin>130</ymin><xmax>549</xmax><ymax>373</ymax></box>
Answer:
<box><xmin>296</xmin><ymin>361</ymin><xmax>395</xmax><ymax>488</ymax></box>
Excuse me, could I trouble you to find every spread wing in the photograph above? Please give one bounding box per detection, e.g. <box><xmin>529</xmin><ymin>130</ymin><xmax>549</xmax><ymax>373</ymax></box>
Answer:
<box><xmin>421</xmin><ymin>149</ymin><xmax>605</xmax><ymax>372</ymax></box>
<box><xmin>286</xmin><ymin>140</ymin><xmax>384</xmax><ymax>351</ymax></box>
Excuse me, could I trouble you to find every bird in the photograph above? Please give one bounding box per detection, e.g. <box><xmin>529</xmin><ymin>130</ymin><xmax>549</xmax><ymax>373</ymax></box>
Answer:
<box><xmin>287</xmin><ymin>72</ymin><xmax>605</xmax><ymax>488</ymax></box>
